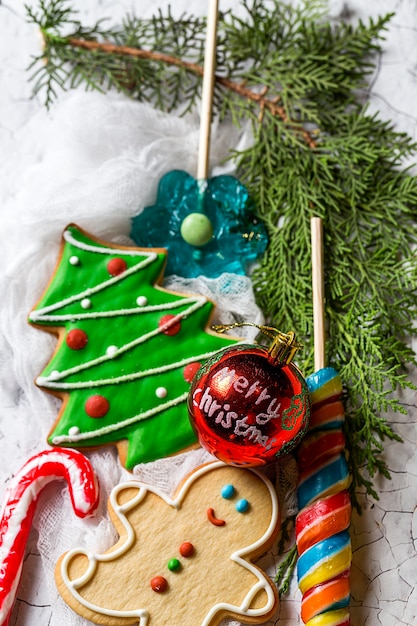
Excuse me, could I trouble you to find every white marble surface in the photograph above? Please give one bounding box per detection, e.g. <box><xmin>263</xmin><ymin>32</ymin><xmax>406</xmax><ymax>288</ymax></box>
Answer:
<box><xmin>1</xmin><ymin>1</ymin><xmax>417</xmax><ymax>625</ymax></box>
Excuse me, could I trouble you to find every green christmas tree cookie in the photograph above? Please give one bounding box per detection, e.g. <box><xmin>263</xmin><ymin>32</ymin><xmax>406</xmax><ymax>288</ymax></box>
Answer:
<box><xmin>29</xmin><ymin>225</ymin><xmax>238</xmax><ymax>469</ymax></box>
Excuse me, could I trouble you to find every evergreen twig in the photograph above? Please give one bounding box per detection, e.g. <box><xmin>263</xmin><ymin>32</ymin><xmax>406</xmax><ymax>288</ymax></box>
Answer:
<box><xmin>274</xmin><ymin>515</ymin><xmax>297</xmax><ymax>596</ymax></box>
<box><xmin>275</xmin><ymin>544</ymin><xmax>298</xmax><ymax>596</ymax></box>
<box><xmin>62</xmin><ymin>36</ymin><xmax>317</xmax><ymax>146</ymax></box>
<box><xmin>25</xmin><ymin>0</ymin><xmax>417</xmax><ymax>511</ymax></box>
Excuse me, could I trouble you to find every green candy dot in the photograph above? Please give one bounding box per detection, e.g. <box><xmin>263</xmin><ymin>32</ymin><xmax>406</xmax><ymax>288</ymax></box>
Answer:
<box><xmin>180</xmin><ymin>213</ymin><xmax>213</xmax><ymax>246</ymax></box>
<box><xmin>167</xmin><ymin>558</ymin><xmax>181</xmax><ymax>572</ymax></box>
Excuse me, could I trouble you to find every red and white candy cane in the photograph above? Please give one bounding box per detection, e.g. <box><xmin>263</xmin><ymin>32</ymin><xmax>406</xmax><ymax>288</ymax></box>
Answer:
<box><xmin>0</xmin><ymin>448</ymin><xmax>99</xmax><ymax>626</ymax></box>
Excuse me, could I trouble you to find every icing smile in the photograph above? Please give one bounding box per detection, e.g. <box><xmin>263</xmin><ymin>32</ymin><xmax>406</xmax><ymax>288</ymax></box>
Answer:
<box><xmin>207</xmin><ymin>508</ymin><xmax>226</xmax><ymax>526</ymax></box>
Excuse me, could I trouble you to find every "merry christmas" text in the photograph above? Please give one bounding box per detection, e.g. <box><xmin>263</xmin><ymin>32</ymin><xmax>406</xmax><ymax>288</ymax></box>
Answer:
<box><xmin>191</xmin><ymin>366</ymin><xmax>283</xmax><ymax>449</ymax></box>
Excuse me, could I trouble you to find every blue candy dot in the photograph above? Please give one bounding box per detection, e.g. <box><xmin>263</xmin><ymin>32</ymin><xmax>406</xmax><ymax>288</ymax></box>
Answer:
<box><xmin>236</xmin><ymin>499</ymin><xmax>249</xmax><ymax>513</ymax></box>
<box><xmin>221</xmin><ymin>484</ymin><xmax>235</xmax><ymax>499</ymax></box>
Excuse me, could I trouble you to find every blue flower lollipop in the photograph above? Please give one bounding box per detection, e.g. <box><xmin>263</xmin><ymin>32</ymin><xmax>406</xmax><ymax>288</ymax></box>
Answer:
<box><xmin>130</xmin><ymin>169</ymin><xmax>268</xmax><ymax>278</ymax></box>
<box><xmin>131</xmin><ymin>0</ymin><xmax>268</xmax><ymax>279</ymax></box>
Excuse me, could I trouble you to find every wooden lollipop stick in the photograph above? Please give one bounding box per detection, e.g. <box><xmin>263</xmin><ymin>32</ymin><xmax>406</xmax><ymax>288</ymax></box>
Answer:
<box><xmin>311</xmin><ymin>217</ymin><xmax>326</xmax><ymax>371</ymax></box>
<box><xmin>197</xmin><ymin>0</ymin><xmax>219</xmax><ymax>180</ymax></box>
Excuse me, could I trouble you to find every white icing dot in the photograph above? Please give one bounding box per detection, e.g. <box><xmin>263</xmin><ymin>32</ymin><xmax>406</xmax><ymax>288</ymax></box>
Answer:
<box><xmin>49</xmin><ymin>370</ymin><xmax>60</xmax><ymax>380</ymax></box>
<box><xmin>136</xmin><ymin>296</ymin><xmax>148</xmax><ymax>307</ymax></box>
<box><xmin>68</xmin><ymin>426</ymin><xmax>80</xmax><ymax>437</ymax></box>
<box><xmin>156</xmin><ymin>387</ymin><xmax>168</xmax><ymax>399</ymax></box>
<box><xmin>106</xmin><ymin>345</ymin><xmax>118</xmax><ymax>357</ymax></box>
<box><xmin>81</xmin><ymin>298</ymin><xmax>92</xmax><ymax>309</ymax></box>
<box><xmin>69</xmin><ymin>255</ymin><xmax>80</xmax><ymax>265</ymax></box>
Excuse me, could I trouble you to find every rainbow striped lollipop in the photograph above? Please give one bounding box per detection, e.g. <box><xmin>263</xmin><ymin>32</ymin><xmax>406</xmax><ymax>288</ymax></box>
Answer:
<box><xmin>295</xmin><ymin>218</ymin><xmax>352</xmax><ymax>626</ymax></box>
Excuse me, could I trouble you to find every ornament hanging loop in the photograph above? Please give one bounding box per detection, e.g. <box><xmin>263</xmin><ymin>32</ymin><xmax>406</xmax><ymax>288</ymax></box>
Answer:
<box><xmin>212</xmin><ymin>322</ymin><xmax>301</xmax><ymax>365</ymax></box>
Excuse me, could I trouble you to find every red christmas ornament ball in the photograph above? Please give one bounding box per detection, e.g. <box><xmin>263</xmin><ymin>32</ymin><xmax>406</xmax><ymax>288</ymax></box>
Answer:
<box><xmin>188</xmin><ymin>344</ymin><xmax>310</xmax><ymax>466</ymax></box>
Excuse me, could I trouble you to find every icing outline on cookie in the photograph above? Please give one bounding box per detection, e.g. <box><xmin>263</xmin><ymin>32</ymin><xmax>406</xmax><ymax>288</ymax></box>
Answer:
<box><xmin>59</xmin><ymin>461</ymin><xmax>279</xmax><ymax>625</ymax></box>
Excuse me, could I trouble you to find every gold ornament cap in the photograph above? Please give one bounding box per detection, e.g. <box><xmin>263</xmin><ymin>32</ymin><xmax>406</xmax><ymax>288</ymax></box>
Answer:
<box><xmin>268</xmin><ymin>330</ymin><xmax>300</xmax><ymax>364</ymax></box>
<box><xmin>212</xmin><ymin>323</ymin><xmax>301</xmax><ymax>365</ymax></box>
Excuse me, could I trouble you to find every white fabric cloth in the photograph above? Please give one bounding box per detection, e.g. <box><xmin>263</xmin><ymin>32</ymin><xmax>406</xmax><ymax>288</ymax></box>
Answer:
<box><xmin>1</xmin><ymin>89</ymin><xmax>292</xmax><ymax>626</ymax></box>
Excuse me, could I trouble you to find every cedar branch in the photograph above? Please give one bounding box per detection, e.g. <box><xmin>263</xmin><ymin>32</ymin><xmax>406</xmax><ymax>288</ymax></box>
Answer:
<box><xmin>65</xmin><ymin>36</ymin><xmax>317</xmax><ymax>148</ymax></box>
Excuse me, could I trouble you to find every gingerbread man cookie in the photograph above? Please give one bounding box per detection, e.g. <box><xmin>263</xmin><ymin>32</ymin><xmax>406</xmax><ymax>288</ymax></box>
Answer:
<box><xmin>56</xmin><ymin>462</ymin><xmax>280</xmax><ymax>625</ymax></box>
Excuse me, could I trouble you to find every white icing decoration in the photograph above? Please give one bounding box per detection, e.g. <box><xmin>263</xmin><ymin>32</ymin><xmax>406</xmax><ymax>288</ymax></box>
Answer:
<box><xmin>29</xmin><ymin>229</ymin><xmax>207</xmax><ymax>324</ymax></box>
<box><xmin>106</xmin><ymin>345</ymin><xmax>118</xmax><ymax>357</ymax></box>
<box><xmin>29</xmin><ymin>229</ymin><xmax>158</xmax><ymax>323</ymax></box>
<box><xmin>36</xmin><ymin>348</ymin><xmax>223</xmax><ymax>390</ymax></box>
<box><xmin>68</xmin><ymin>426</ymin><xmax>81</xmax><ymax>437</ymax></box>
<box><xmin>48</xmin><ymin>370</ymin><xmax>60</xmax><ymax>381</ymax></box>
<box><xmin>59</xmin><ymin>462</ymin><xmax>279</xmax><ymax>625</ymax></box>
<box><xmin>81</xmin><ymin>298</ymin><xmax>91</xmax><ymax>310</ymax></box>
<box><xmin>155</xmin><ymin>387</ymin><xmax>167</xmax><ymax>399</ymax></box>
<box><xmin>35</xmin><ymin>297</ymin><xmax>212</xmax><ymax>387</ymax></box>
<box><xmin>136</xmin><ymin>296</ymin><xmax>148</xmax><ymax>306</ymax></box>
<box><xmin>32</xmin><ymin>295</ymin><xmax>204</xmax><ymax>322</ymax></box>
<box><xmin>69</xmin><ymin>256</ymin><xmax>80</xmax><ymax>265</ymax></box>
<box><xmin>51</xmin><ymin>392</ymin><xmax>189</xmax><ymax>444</ymax></box>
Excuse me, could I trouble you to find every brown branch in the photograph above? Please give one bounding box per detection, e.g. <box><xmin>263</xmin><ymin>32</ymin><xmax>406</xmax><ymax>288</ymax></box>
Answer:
<box><xmin>215</xmin><ymin>76</ymin><xmax>317</xmax><ymax>148</ymax></box>
<box><xmin>68</xmin><ymin>37</ymin><xmax>205</xmax><ymax>76</ymax></box>
<box><xmin>66</xmin><ymin>36</ymin><xmax>317</xmax><ymax>149</ymax></box>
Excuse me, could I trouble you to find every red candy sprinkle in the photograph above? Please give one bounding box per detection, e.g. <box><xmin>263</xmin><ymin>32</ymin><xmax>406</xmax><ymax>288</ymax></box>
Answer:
<box><xmin>179</xmin><ymin>541</ymin><xmax>195</xmax><ymax>557</ymax></box>
<box><xmin>150</xmin><ymin>576</ymin><xmax>168</xmax><ymax>592</ymax></box>
<box><xmin>85</xmin><ymin>395</ymin><xmax>110</xmax><ymax>418</ymax></box>
<box><xmin>183</xmin><ymin>362</ymin><xmax>201</xmax><ymax>383</ymax></box>
<box><xmin>159</xmin><ymin>314</ymin><xmax>181</xmax><ymax>336</ymax></box>
<box><xmin>107</xmin><ymin>258</ymin><xmax>128</xmax><ymax>276</ymax></box>
<box><xmin>66</xmin><ymin>329</ymin><xmax>88</xmax><ymax>350</ymax></box>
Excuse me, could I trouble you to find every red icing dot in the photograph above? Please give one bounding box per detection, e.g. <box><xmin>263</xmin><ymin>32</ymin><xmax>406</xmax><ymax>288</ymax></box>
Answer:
<box><xmin>85</xmin><ymin>395</ymin><xmax>110</xmax><ymax>418</ymax></box>
<box><xmin>150</xmin><ymin>576</ymin><xmax>168</xmax><ymax>592</ymax></box>
<box><xmin>179</xmin><ymin>542</ymin><xmax>195</xmax><ymax>557</ymax></box>
<box><xmin>183</xmin><ymin>362</ymin><xmax>202</xmax><ymax>383</ymax></box>
<box><xmin>66</xmin><ymin>329</ymin><xmax>88</xmax><ymax>350</ymax></box>
<box><xmin>107</xmin><ymin>258</ymin><xmax>128</xmax><ymax>276</ymax></box>
<box><xmin>159</xmin><ymin>314</ymin><xmax>181</xmax><ymax>336</ymax></box>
